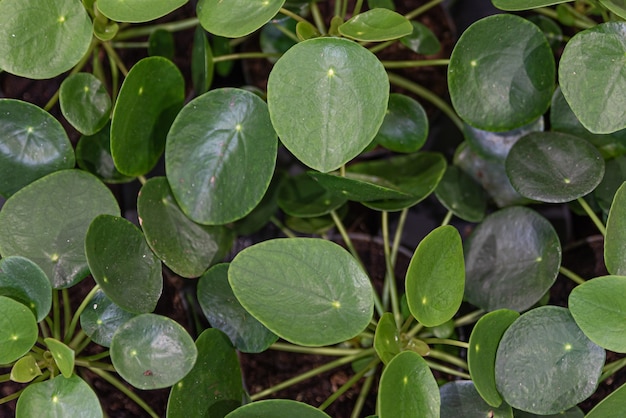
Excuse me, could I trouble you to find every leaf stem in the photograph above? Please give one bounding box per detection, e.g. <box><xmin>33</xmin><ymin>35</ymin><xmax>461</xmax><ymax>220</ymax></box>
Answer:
<box><xmin>424</xmin><ymin>359</ymin><xmax>470</xmax><ymax>379</ymax></box>
<box><xmin>39</xmin><ymin>318</ymin><xmax>51</xmax><ymax>339</ymax></box>
<box><xmin>382</xmin><ymin>211</ymin><xmax>402</xmax><ymax>328</ymax></box>
<box><xmin>80</xmin><ymin>350</ymin><xmax>111</xmax><ymax>362</ymax></box>
<box><xmin>310</xmin><ymin>1</ymin><xmax>328</xmax><ymax>35</ymax></box>
<box><xmin>350</xmin><ymin>371</ymin><xmax>375</xmax><ymax>418</ymax></box>
<box><xmin>381</xmin><ymin>59</ymin><xmax>450</xmax><ymax>69</ymax></box>
<box><xmin>559</xmin><ymin>265</ymin><xmax>586</xmax><ymax>285</ymax></box>
<box><xmin>52</xmin><ymin>290</ymin><xmax>61</xmax><ymax>340</ymax></box>
<box><xmin>65</xmin><ymin>285</ymin><xmax>100</xmax><ymax>344</ymax></box>
<box><xmin>428</xmin><ymin>349</ymin><xmax>468</xmax><ymax>370</ymax></box>
<box><xmin>270</xmin><ymin>216</ymin><xmax>298</xmax><ymax>238</ymax></box>
<box><xmin>423</xmin><ymin>338</ymin><xmax>469</xmax><ymax>350</ymax></box>
<box><xmin>114</xmin><ymin>17</ymin><xmax>199</xmax><ymax>40</ymax></box>
<box><xmin>390</xmin><ymin>208</ymin><xmax>409</xmax><ymax>267</ymax></box>
<box><xmin>577</xmin><ymin>197</ymin><xmax>606</xmax><ymax>236</ymax></box>
<box><xmin>318</xmin><ymin>357</ymin><xmax>380</xmax><ymax>411</ymax></box>
<box><xmin>353</xmin><ymin>0</ymin><xmax>364</xmax><ymax>16</ymax></box>
<box><xmin>270</xmin><ymin>342</ymin><xmax>363</xmax><ymax>356</ymax></box>
<box><xmin>406</xmin><ymin>322</ymin><xmax>424</xmax><ymax>339</ymax></box>
<box><xmin>102</xmin><ymin>41</ymin><xmax>129</xmax><ymax>77</ymax></box>
<box><xmin>405</xmin><ymin>0</ymin><xmax>445</xmax><ymax>20</ymax></box>
<box><xmin>110</xmin><ymin>42</ymin><xmax>149</xmax><ymax>49</ymax></box>
<box><xmin>279</xmin><ymin>7</ymin><xmax>310</xmax><ymax>25</ymax></box>
<box><xmin>441</xmin><ymin>210</ymin><xmax>453</xmax><ymax>227</ymax></box>
<box><xmin>534</xmin><ymin>7</ymin><xmax>594</xmax><ymax>30</ymax></box>
<box><xmin>454</xmin><ymin>309</ymin><xmax>485</xmax><ymax>327</ymax></box>
<box><xmin>601</xmin><ymin>356</ymin><xmax>626</xmax><ymax>382</ymax></box>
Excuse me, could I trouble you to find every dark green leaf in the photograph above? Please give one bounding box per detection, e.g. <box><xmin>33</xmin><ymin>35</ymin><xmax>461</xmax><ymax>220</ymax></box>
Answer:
<box><xmin>339</xmin><ymin>8</ymin><xmax>413</xmax><ymax>42</ymax></box>
<box><xmin>440</xmin><ymin>380</ymin><xmax>513</xmax><ymax>417</ymax></box>
<box><xmin>97</xmin><ymin>0</ymin><xmax>187</xmax><ymax>23</ymax></box>
<box><xmin>79</xmin><ymin>289</ymin><xmax>138</xmax><ymax>347</ymax></box>
<box><xmin>76</xmin><ymin>123</ymin><xmax>135</xmax><ymax>184</ymax></box>
<box><xmin>400</xmin><ymin>22</ymin><xmax>441</xmax><ymax>55</ymax></box>
<box><xmin>148</xmin><ymin>29</ymin><xmax>175</xmax><ymax>60</ymax></box>
<box><xmin>0</xmin><ymin>295</ymin><xmax>38</xmax><ymax>363</ymax></box>
<box><xmin>197</xmin><ymin>0</ymin><xmax>286</xmax><ymax>37</ymax></box>
<box><xmin>260</xmin><ymin>16</ymin><xmax>298</xmax><ymax>63</ymax></box>
<box><xmin>434</xmin><ymin>165</ymin><xmax>487</xmax><ymax>223</ymax></box>
<box><xmin>278</xmin><ymin>173</ymin><xmax>347</xmax><ymax>217</ymax></box>
<box><xmin>191</xmin><ymin>26</ymin><xmax>214</xmax><ymax>96</ymax></box>
<box><xmin>606</xmin><ymin>182</ymin><xmax>626</xmax><ymax>275</ymax></box>
<box><xmin>513</xmin><ymin>406</ymin><xmax>583</xmax><ymax>418</ymax></box>
<box><xmin>464</xmin><ymin>117</ymin><xmax>544</xmax><ymax>162</ymax></box>
<box><xmin>527</xmin><ymin>15</ymin><xmax>563</xmax><ymax>53</ymax></box>
<box><xmin>225</xmin><ymin>400</ymin><xmax>331</xmax><ymax>418</ymax></box>
<box><xmin>0</xmin><ymin>256</ymin><xmax>51</xmax><ymax>322</ymax></box>
<box><xmin>375</xmin><ymin>93</ymin><xmax>428</xmax><ymax>153</ymax></box>
<box><xmin>307</xmin><ymin>171</ymin><xmax>413</xmax><ymax>203</ymax></box>
<box><xmin>59</xmin><ymin>73</ymin><xmax>111</xmax><ymax>136</ymax></box>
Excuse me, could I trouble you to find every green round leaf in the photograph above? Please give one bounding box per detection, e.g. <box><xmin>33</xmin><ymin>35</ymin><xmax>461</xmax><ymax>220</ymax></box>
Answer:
<box><xmin>527</xmin><ymin>15</ymin><xmax>563</xmax><ymax>54</ymax></box>
<box><xmin>138</xmin><ymin>177</ymin><xmax>229</xmax><ymax>278</ymax></box>
<box><xmin>111</xmin><ymin>57</ymin><xmax>185</xmax><ymax>177</ymax></box>
<box><xmin>97</xmin><ymin>0</ymin><xmax>187</xmax><ymax>23</ymax></box>
<box><xmin>406</xmin><ymin>226</ymin><xmax>464</xmax><ymax>327</ymax></box>
<box><xmin>605</xmin><ymin>182</ymin><xmax>626</xmax><ymax>275</ymax></box>
<box><xmin>166</xmin><ymin>88</ymin><xmax>277</xmax><ymax>225</ymax></box>
<box><xmin>506</xmin><ymin>132</ymin><xmax>605</xmax><ymax>203</ymax></box>
<box><xmin>225</xmin><ymin>400</ymin><xmax>331</xmax><ymax>418</ymax></box>
<box><xmin>59</xmin><ymin>73</ymin><xmax>111</xmax><ymax>136</ymax></box>
<box><xmin>468</xmin><ymin>309</ymin><xmax>520</xmax><ymax>407</ymax></box>
<box><xmin>0</xmin><ymin>295</ymin><xmax>38</xmax><ymax>364</ymax></box>
<box><xmin>229</xmin><ymin>238</ymin><xmax>373</xmax><ymax>346</ymax></box>
<box><xmin>339</xmin><ymin>8</ymin><xmax>413</xmax><ymax>42</ymax></box>
<box><xmin>0</xmin><ymin>0</ymin><xmax>92</xmax><ymax>79</ymax></box>
<box><xmin>278</xmin><ymin>173</ymin><xmax>347</xmax><ymax>217</ymax></box>
<box><xmin>374</xmin><ymin>312</ymin><xmax>401</xmax><ymax>364</ymax></box>
<box><xmin>514</xmin><ymin>406</ymin><xmax>583</xmax><ymax>418</ymax></box>
<box><xmin>198</xmin><ymin>264</ymin><xmax>278</xmax><ymax>353</ymax></box>
<box><xmin>267</xmin><ymin>37</ymin><xmax>389</xmax><ymax>172</ymax></box>
<box><xmin>76</xmin><ymin>123</ymin><xmax>134</xmax><ymax>184</ymax></box>
<box><xmin>10</xmin><ymin>354</ymin><xmax>42</xmax><ymax>383</ymax></box>
<box><xmin>0</xmin><ymin>170</ymin><xmax>120</xmax><ymax>288</ymax></box>
<box><xmin>569</xmin><ymin>275</ymin><xmax>626</xmax><ymax>352</ymax></box>
<box><xmin>586</xmin><ymin>381</ymin><xmax>626</xmax><ymax>418</ymax></box>
<box><xmin>448</xmin><ymin>14</ymin><xmax>554</xmax><ymax>131</ymax></box>
<box><xmin>559</xmin><ymin>22</ymin><xmax>626</xmax><ymax>134</ymax></box>
<box><xmin>440</xmin><ymin>380</ymin><xmax>513</xmax><ymax>418</ymax></box>
<box><xmin>197</xmin><ymin>0</ymin><xmax>286</xmax><ymax>38</ymax></box>
<box><xmin>0</xmin><ymin>99</ymin><xmax>75</xmax><ymax>197</ymax></box>
<box><xmin>260</xmin><ymin>16</ymin><xmax>298</xmax><ymax>64</ymax></box>
<box><xmin>110</xmin><ymin>313</ymin><xmax>197</xmax><ymax>390</ymax></box>
<box><xmin>464</xmin><ymin>117</ymin><xmax>544</xmax><ymax>162</ymax></box>
<box><xmin>44</xmin><ymin>338</ymin><xmax>74</xmax><ymax>378</ymax></box>
<box><xmin>167</xmin><ymin>328</ymin><xmax>243</xmax><ymax>418</ymax></box>
<box><xmin>375</xmin><ymin>93</ymin><xmax>428</xmax><ymax>153</ymax></box>
<box><xmin>79</xmin><ymin>289</ymin><xmax>138</xmax><ymax>347</ymax></box>
<box><xmin>492</xmin><ymin>0</ymin><xmax>570</xmax><ymax>10</ymax></box>
<box><xmin>434</xmin><ymin>165</ymin><xmax>487</xmax><ymax>223</ymax></box>
<box><xmin>307</xmin><ymin>171</ymin><xmax>413</xmax><ymax>203</ymax></box>
<box><xmin>0</xmin><ymin>256</ymin><xmax>51</xmax><ymax>322</ymax></box>
<box><xmin>92</xmin><ymin>16</ymin><xmax>119</xmax><ymax>42</ymax></box>
<box><xmin>400</xmin><ymin>21</ymin><xmax>441</xmax><ymax>55</ymax></box>
<box><xmin>148</xmin><ymin>29</ymin><xmax>175</xmax><ymax>60</ymax></box>
<box><xmin>85</xmin><ymin>215</ymin><xmax>162</xmax><ymax>314</ymax></box>
<box><xmin>16</xmin><ymin>375</ymin><xmax>102</xmax><ymax>418</ymax></box>
<box><xmin>464</xmin><ymin>207</ymin><xmax>562</xmax><ymax>312</ymax></box>
<box><xmin>495</xmin><ymin>306</ymin><xmax>605</xmax><ymax>415</ymax></box>
<box><xmin>378</xmin><ymin>351</ymin><xmax>439</xmax><ymax>418</ymax></box>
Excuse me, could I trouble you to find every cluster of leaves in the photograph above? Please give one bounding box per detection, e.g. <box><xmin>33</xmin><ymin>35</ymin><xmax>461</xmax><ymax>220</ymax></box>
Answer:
<box><xmin>1</xmin><ymin>0</ymin><xmax>626</xmax><ymax>417</ymax></box>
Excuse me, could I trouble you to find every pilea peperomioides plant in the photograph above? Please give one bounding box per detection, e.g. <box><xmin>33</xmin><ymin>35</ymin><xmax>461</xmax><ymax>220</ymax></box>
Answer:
<box><xmin>2</xmin><ymin>0</ymin><xmax>626</xmax><ymax>417</ymax></box>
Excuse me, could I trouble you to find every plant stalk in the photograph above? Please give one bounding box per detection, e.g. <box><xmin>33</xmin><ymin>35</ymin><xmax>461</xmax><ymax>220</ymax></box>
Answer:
<box><xmin>65</xmin><ymin>285</ymin><xmax>100</xmax><ymax>344</ymax></box>
<box><xmin>212</xmin><ymin>52</ymin><xmax>283</xmax><ymax>62</ymax></box>
<box><xmin>350</xmin><ymin>371</ymin><xmax>375</xmax><ymax>418</ymax></box>
<box><xmin>270</xmin><ymin>342</ymin><xmax>363</xmax><ymax>356</ymax></box>
<box><xmin>577</xmin><ymin>197</ymin><xmax>606</xmax><ymax>236</ymax></box>
<box><xmin>382</xmin><ymin>211</ymin><xmax>402</xmax><ymax>328</ymax></box>
<box><xmin>559</xmin><ymin>265</ymin><xmax>586</xmax><ymax>285</ymax></box>
<box><xmin>428</xmin><ymin>349</ymin><xmax>469</xmax><ymax>370</ymax></box>
<box><xmin>423</xmin><ymin>338</ymin><xmax>469</xmax><ymax>350</ymax></box>
<box><xmin>454</xmin><ymin>309</ymin><xmax>485</xmax><ymax>327</ymax></box>
<box><xmin>381</xmin><ymin>59</ymin><xmax>450</xmax><ymax>69</ymax></box>
<box><xmin>318</xmin><ymin>357</ymin><xmax>380</xmax><ymax>411</ymax></box>
<box><xmin>310</xmin><ymin>1</ymin><xmax>327</xmax><ymax>35</ymax></box>
<box><xmin>405</xmin><ymin>0</ymin><xmax>445</xmax><ymax>20</ymax></box>
<box><xmin>114</xmin><ymin>17</ymin><xmax>199</xmax><ymax>40</ymax></box>
<box><xmin>424</xmin><ymin>359</ymin><xmax>470</xmax><ymax>379</ymax></box>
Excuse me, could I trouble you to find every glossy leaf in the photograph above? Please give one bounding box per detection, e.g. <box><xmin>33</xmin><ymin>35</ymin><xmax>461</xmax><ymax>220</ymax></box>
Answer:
<box><xmin>464</xmin><ymin>117</ymin><xmax>544</xmax><ymax>162</ymax></box>
<box><xmin>229</xmin><ymin>238</ymin><xmax>373</xmax><ymax>346</ymax></box>
<box><xmin>198</xmin><ymin>264</ymin><xmax>278</xmax><ymax>353</ymax></box>
<box><xmin>406</xmin><ymin>226</ymin><xmax>464</xmax><ymax>327</ymax></box>
<box><xmin>339</xmin><ymin>8</ymin><xmax>413</xmax><ymax>41</ymax></box>
<box><xmin>92</xmin><ymin>14</ymin><xmax>118</xmax><ymax>41</ymax></box>
<box><xmin>191</xmin><ymin>26</ymin><xmax>214</xmax><ymax>96</ymax></box>
<box><xmin>605</xmin><ymin>182</ymin><xmax>626</xmax><ymax>275</ymax></box>
<box><xmin>569</xmin><ymin>275</ymin><xmax>626</xmax><ymax>352</ymax></box>
<box><xmin>506</xmin><ymin>132</ymin><xmax>605</xmax><ymax>203</ymax></box>
<box><xmin>59</xmin><ymin>73</ymin><xmax>111</xmax><ymax>136</ymax></box>
<box><xmin>97</xmin><ymin>0</ymin><xmax>187</xmax><ymax>23</ymax></box>
<box><xmin>10</xmin><ymin>354</ymin><xmax>42</xmax><ymax>383</ymax></box>
<box><xmin>148</xmin><ymin>29</ymin><xmax>175</xmax><ymax>60</ymax></box>
<box><xmin>44</xmin><ymin>338</ymin><xmax>74</xmax><ymax>378</ymax></box>
<box><xmin>138</xmin><ymin>177</ymin><xmax>230</xmax><ymax>278</ymax></box>
<box><xmin>448</xmin><ymin>14</ymin><xmax>554</xmax><ymax>131</ymax></box>
<box><xmin>464</xmin><ymin>206</ymin><xmax>561</xmax><ymax>312</ymax></box>
<box><xmin>16</xmin><ymin>375</ymin><xmax>102</xmax><ymax>418</ymax></box>
<box><xmin>440</xmin><ymin>380</ymin><xmax>513</xmax><ymax>417</ymax></box>
<box><xmin>374</xmin><ymin>312</ymin><xmax>401</xmax><ymax>364</ymax></box>
<box><xmin>285</xmin><ymin>212</ymin><xmax>341</xmax><ymax>234</ymax></box>
<box><xmin>260</xmin><ymin>16</ymin><xmax>298</xmax><ymax>64</ymax></box>
<box><xmin>76</xmin><ymin>124</ymin><xmax>134</xmax><ymax>184</ymax></box>
<box><xmin>111</xmin><ymin>57</ymin><xmax>185</xmax><ymax>177</ymax></box>
<box><xmin>468</xmin><ymin>309</ymin><xmax>520</xmax><ymax>407</ymax></box>
<box><xmin>225</xmin><ymin>400</ymin><xmax>331</xmax><ymax>418</ymax></box>
<box><xmin>110</xmin><ymin>314</ymin><xmax>197</xmax><ymax>390</ymax></box>
<box><xmin>513</xmin><ymin>406</ymin><xmax>583</xmax><ymax>418</ymax></box>
<box><xmin>595</xmin><ymin>156</ymin><xmax>626</xmax><ymax>214</ymax></box>
<box><xmin>85</xmin><ymin>215</ymin><xmax>162</xmax><ymax>314</ymax></box>
<box><xmin>375</xmin><ymin>93</ymin><xmax>428</xmax><ymax>153</ymax></box>
<box><xmin>586</xmin><ymin>381</ymin><xmax>626</xmax><ymax>418</ymax></box>
<box><xmin>278</xmin><ymin>173</ymin><xmax>347</xmax><ymax>217</ymax></box>
<box><xmin>307</xmin><ymin>171</ymin><xmax>413</xmax><ymax>202</ymax></box>
<box><xmin>492</xmin><ymin>0</ymin><xmax>570</xmax><ymax>10</ymax></box>
<box><xmin>167</xmin><ymin>328</ymin><xmax>242</xmax><ymax>418</ymax></box>
<box><xmin>296</xmin><ymin>21</ymin><xmax>320</xmax><ymax>41</ymax></box>
<box><xmin>559</xmin><ymin>22</ymin><xmax>626</xmax><ymax>134</ymax></box>
<box><xmin>0</xmin><ymin>0</ymin><xmax>92</xmax><ymax>79</ymax></box>
<box><xmin>0</xmin><ymin>170</ymin><xmax>120</xmax><ymax>288</ymax></box>
<box><xmin>0</xmin><ymin>256</ymin><xmax>51</xmax><ymax>322</ymax></box>
<box><xmin>495</xmin><ymin>306</ymin><xmax>605</xmax><ymax>415</ymax></box>
<box><xmin>166</xmin><ymin>88</ymin><xmax>277</xmax><ymax>225</ymax></box>
<box><xmin>197</xmin><ymin>0</ymin><xmax>286</xmax><ymax>38</ymax></box>
<box><xmin>601</xmin><ymin>0</ymin><xmax>626</xmax><ymax>19</ymax></box>
<box><xmin>378</xmin><ymin>351</ymin><xmax>439</xmax><ymax>418</ymax></box>
<box><xmin>527</xmin><ymin>15</ymin><xmax>563</xmax><ymax>53</ymax></box>
<box><xmin>0</xmin><ymin>295</ymin><xmax>38</xmax><ymax>363</ymax></box>
<box><xmin>80</xmin><ymin>289</ymin><xmax>138</xmax><ymax>347</ymax></box>
<box><xmin>0</xmin><ymin>99</ymin><xmax>75</xmax><ymax>197</ymax></box>
<box><xmin>267</xmin><ymin>37</ymin><xmax>389</xmax><ymax>172</ymax></box>
<box><xmin>400</xmin><ymin>22</ymin><xmax>441</xmax><ymax>55</ymax></box>
<box><xmin>434</xmin><ymin>165</ymin><xmax>487</xmax><ymax>223</ymax></box>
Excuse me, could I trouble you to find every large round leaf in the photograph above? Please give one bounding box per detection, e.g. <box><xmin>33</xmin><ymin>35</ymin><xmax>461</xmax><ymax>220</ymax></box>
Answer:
<box><xmin>514</xmin><ymin>406</ymin><xmax>583</xmax><ymax>418</ymax></box>
<box><xmin>464</xmin><ymin>206</ymin><xmax>561</xmax><ymax>312</ymax></box>
<box><xmin>0</xmin><ymin>256</ymin><xmax>51</xmax><ymax>322</ymax></box>
<box><xmin>378</xmin><ymin>351</ymin><xmax>439</xmax><ymax>418</ymax></box>
<box><xmin>506</xmin><ymin>132</ymin><xmax>605</xmax><ymax>203</ymax></box>
<box><xmin>569</xmin><ymin>275</ymin><xmax>626</xmax><ymax>353</ymax></box>
<box><xmin>59</xmin><ymin>73</ymin><xmax>111</xmax><ymax>136</ymax></box>
<box><xmin>434</xmin><ymin>165</ymin><xmax>487</xmax><ymax>223</ymax></box>
<box><xmin>585</xmin><ymin>381</ymin><xmax>626</xmax><ymax>418</ymax></box>
<box><xmin>0</xmin><ymin>170</ymin><xmax>120</xmax><ymax>288</ymax></box>
<box><xmin>338</xmin><ymin>8</ymin><xmax>413</xmax><ymax>42</ymax></box>
<box><xmin>79</xmin><ymin>289</ymin><xmax>138</xmax><ymax>347</ymax></box>
<box><xmin>406</xmin><ymin>226</ymin><xmax>464</xmax><ymax>327</ymax></box>
<box><xmin>0</xmin><ymin>295</ymin><xmax>38</xmax><ymax>364</ymax></box>
<box><xmin>98</xmin><ymin>0</ymin><xmax>187</xmax><ymax>23</ymax></box>
<box><xmin>448</xmin><ymin>14</ymin><xmax>554</xmax><ymax>131</ymax></box>
<box><xmin>15</xmin><ymin>375</ymin><xmax>102</xmax><ymax>418</ymax></box>
<box><xmin>0</xmin><ymin>0</ymin><xmax>92</xmax><ymax>79</ymax></box>
<box><xmin>0</xmin><ymin>99</ymin><xmax>75</xmax><ymax>197</ymax></box>
<box><xmin>110</xmin><ymin>314</ymin><xmax>197</xmax><ymax>390</ymax></box>
<box><xmin>138</xmin><ymin>177</ymin><xmax>230</xmax><ymax>278</ymax></box>
<box><xmin>166</xmin><ymin>88</ymin><xmax>277</xmax><ymax>225</ymax></box>
<box><xmin>229</xmin><ymin>238</ymin><xmax>373</xmax><ymax>346</ymax></box>
<box><xmin>464</xmin><ymin>117</ymin><xmax>544</xmax><ymax>162</ymax></box>
<box><xmin>495</xmin><ymin>306</ymin><xmax>605</xmax><ymax>415</ymax></box>
<box><xmin>85</xmin><ymin>215</ymin><xmax>162</xmax><ymax>314</ymax></box>
<box><xmin>225</xmin><ymin>400</ymin><xmax>331</xmax><ymax>418</ymax></box>
<box><xmin>197</xmin><ymin>0</ymin><xmax>285</xmax><ymax>38</ymax></box>
<box><xmin>167</xmin><ymin>329</ymin><xmax>243</xmax><ymax>418</ymax></box>
<box><xmin>375</xmin><ymin>93</ymin><xmax>428</xmax><ymax>153</ymax></box>
<box><xmin>111</xmin><ymin>57</ymin><xmax>184</xmax><ymax>177</ymax></box>
<box><xmin>267</xmin><ymin>37</ymin><xmax>389</xmax><ymax>172</ymax></box>
<box><xmin>605</xmin><ymin>182</ymin><xmax>626</xmax><ymax>275</ymax></box>
<box><xmin>198</xmin><ymin>264</ymin><xmax>278</xmax><ymax>353</ymax></box>
<box><xmin>440</xmin><ymin>380</ymin><xmax>513</xmax><ymax>417</ymax></box>
<box><xmin>559</xmin><ymin>22</ymin><xmax>626</xmax><ymax>134</ymax></box>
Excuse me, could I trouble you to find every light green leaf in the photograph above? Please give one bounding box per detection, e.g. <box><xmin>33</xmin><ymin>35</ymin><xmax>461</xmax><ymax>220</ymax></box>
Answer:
<box><xmin>492</xmin><ymin>0</ymin><xmax>570</xmax><ymax>10</ymax></box>
<box><xmin>440</xmin><ymin>380</ymin><xmax>513</xmax><ymax>417</ymax></box>
<box><xmin>97</xmin><ymin>0</ymin><xmax>187</xmax><ymax>23</ymax></box>
<box><xmin>605</xmin><ymin>182</ymin><xmax>626</xmax><ymax>275</ymax></box>
<box><xmin>339</xmin><ymin>8</ymin><xmax>413</xmax><ymax>42</ymax></box>
<box><xmin>60</xmin><ymin>73</ymin><xmax>111</xmax><ymax>136</ymax></box>
<box><xmin>601</xmin><ymin>0</ymin><xmax>626</xmax><ymax>20</ymax></box>
<box><xmin>0</xmin><ymin>295</ymin><xmax>38</xmax><ymax>364</ymax></box>
<box><xmin>197</xmin><ymin>0</ymin><xmax>286</xmax><ymax>38</ymax></box>
<box><xmin>374</xmin><ymin>312</ymin><xmax>401</xmax><ymax>364</ymax></box>
<box><xmin>10</xmin><ymin>355</ymin><xmax>42</xmax><ymax>383</ymax></box>
<box><xmin>586</xmin><ymin>381</ymin><xmax>626</xmax><ymax>418</ymax></box>
<box><xmin>375</xmin><ymin>93</ymin><xmax>428</xmax><ymax>153</ymax></box>
<box><xmin>0</xmin><ymin>256</ymin><xmax>51</xmax><ymax>322</ymax></box>
<box><xmin>44</xmin><ymin>338</ymin><xmax>74</xmax><ymax>378</ymax></box>
<box><xmin>513</xmin><ymin>406</ymin><xmax>583</xmax><ymax>418</ymax></box>
<box><xmin>225</xmin><ymin>400</ymin><xmax>331</xmax><ymax>418</ymax></box>
<box><xmin>79</xmin><ymin>289</ymin><xmax>138</xmax><ymax>347</ymax></box>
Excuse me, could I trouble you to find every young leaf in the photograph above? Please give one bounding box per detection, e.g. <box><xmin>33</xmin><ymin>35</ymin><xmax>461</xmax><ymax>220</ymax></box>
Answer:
<box><xmin>59</xmin><ymin>73</ymin><xmax>111</xmax><ymax>136</ymax></box>
<box><xmin>267</xmin><ymin>37</ymin><xmax>389</xmax><ymax>172</ymax></box>
<box><xmin>378</xmin><ymin>351</ymin><xmax>439</xmax><ymax>418</ymax></box>
<box><xmin>10</xmin><ymin>355</ymin><xmax>42</xmax><ymax>383</ymax></box>
<box><xmin>44</xmin><ymin>338</ymin><xmax>75</xmax><ymax>378</ymax></box>
<box><xmin>406</xmin><ymin>225</ymin><xmax>464</xmax><ymax>327</ymax></box>
<box><xmin>0</xmin><ymin>256</ymin><xmax>52</xmax><ymax>322</ymax></box>
<box><xmin>440</xmin><ymin>380</ymin><xmax>513</xmax><ymax>417</ymax></box>
<box><xmin>495</xmin><ymin>306</ymin><xmax>605</xmax><ymax>415</ymax></box>
<box><xmin>605</xmin><ymin>182</ymin><xmax>626</xmax><ymax>275</ymax></box>
<box><xmin>400</xmin><ymin>22</ymin><xmax>441</xmax><ymax>55</ymax></box>
<box><xmin>0</xmin><ymin>99</ymin><xmax>75</xmax><ymax>197</ymax></box>
<box><xmin>79</xmin><ymin>289</ymin><xmax>138</xmax><ymax>348</ymax></box>
<box><xmin>229</xmin><ymin>238</ymin><xmax>373</xmax><ymax>346</ymax></box>
<box><xmin>585</xmin><ymin>381</ymin><xmax>626</xmax><ymax>418</ymax></box>
<box><xmin>375</xmin><ymin>93</ymin><xmax>428</xmax><ymax>153</ymax></box>
<box><xmin>85</xmin><ymin>215</ymin><xmax>162</xmax><ymax>314</ymax></box>
<box><xmin>339</xmin><ymin>8</ymin><xmax>413</xmax><ymax>42</ymax></box>
<box><xmin>197</xmin><ymin>0</ymin><xmax>286</xmax><ymax>38</ymax></box>
<box><xmin>110</xmin><ymin>314</ymin><xmax>197</xmax><ymax>390</ymax></box>
<box><xmin>0</xmin><ymin>295</ymin><xmax>38</xmax><ymax>364</ymax></box>
<box><xmin>278</xmin><ymin>173</ymin><xmax>347</xmax><ymax>217</ymax></box>
<box><xmin>76</xmin><ymin>124</ymin><xmax>134</xmax><ymax>184</ymax></box>
<box><xmin>434</xmin><ymin>165</ymin><xmax>487</xmax><ymax>223</ymax></box>
<box><xmin>224</xmin><ymin>400</ymin><xmax>331</xmax><ymax>418</ymax></box>
<box><xmin>374</xmin><ymin>312</ymin><xmax>402</xmax><ymax>364</ymax></box>
<box><xmin>97</xmin><ymin>0</ymin><xmax>187</xmax><ymax>23</ymax></box>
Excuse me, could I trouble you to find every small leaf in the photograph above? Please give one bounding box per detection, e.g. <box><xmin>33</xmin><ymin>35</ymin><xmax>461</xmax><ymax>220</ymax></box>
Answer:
<box><xmin>44</xmin><ymin>338</ymin><xmax>74</xmax><ymax>378</ymax></box>
<box><xmin>110</xmin><ymin>314</ymin><xmax>197</xmax><ymax>390</ymax></box>
<box><xmin>307</xmin><ymin>171</ymin><xmax>413</xmax><ymax>203</ymax></box>
<box><xmin>79</xmin><ymin>289</ymin><xmax>137</xmax><ymax>347</ymax></box>
<box><xmin>59</xmin><ymin>73</ymin><xmax>111</xmax><ymax>136</ymax></box>
<box><xmin>197</xmin><ymin>0</ymin><xmax>286</xmax><ymax>38</ymax></box>
<box><xmin>400</xmin><ymin>22</ymin><xmax>441</xmax><ymax>55</ymax></box>
<box><xmin>148</xmin><ymin>29</ymin><xmax>175</xmax><ymax>60</ymax></box>
<box><xmin>339</xmin><ymin>8</ymin><xmax>413</xmax><ymax>42</ymax></box>
<box><xmin>374</xmin><ymin>312</ymin><xmax>401</xmax><ymax>364</ymax></box>
<box><xmin>586</xmin><ymin>381</ymin><xmax>626</xmax><ymax>418</ymax></box>
<box><xmin>434</xmin><ymin>165</ymin><xmax>487</xmax><ymax>223</ymax></box>
<box><xmin>375</xmin><ymin>93</ymin><xmax>428</xmax><ymax>153</ymax></box>
<box><xmin>278</xmin><ymin>173</ymin><xmax>347</xmax><ymax>217</ymax></box>
<box><xmin>296</xmin><ymin>21</ymin><xmax>320</xmax><ymax>41</ymax></box>
<box><xmin>406</xmin><ymin>226</ymin><xmax>464</xmax><ymax>327</ymax></box>
<box><xmin>0</xmin><ymin>256</ymin><xmax>52</xmax><ymax>322</ymax></box>
<box><xmin>225</xmin><ymin>400</ymin><xmax>331</xmax><ymax>418</ymax></box>
<box><xmin>0</xmin><ymin>295</ymin><xmax>38</xmax><ymax>364</ymax></box>
<box><xmin>605</xmin><ymin>182</ymin><xmax>626</xmax><ymax>275</ymax></box>
<box><xmin>191</xmin><ymin>26</ymin><xmax>214</xmax><ymax>96</ymax></box>
<box><xmin>440</xmin><ymin>380</ymin><xmax>513</xmax><ymax>417</ymax></box>
<box><xmin>97</xmin><ymin>0</ymin><xmax>187</xmax><ymax>23</ymax></box>
<box><xmin>76</xmin><ymin>124</ymin><xmax>135</xmax><ymax>184</ymax></box>
<box><xmin>10</xmin><ymin>355</ymin><xmax>42</xmax><ymax>383</ymax></box>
